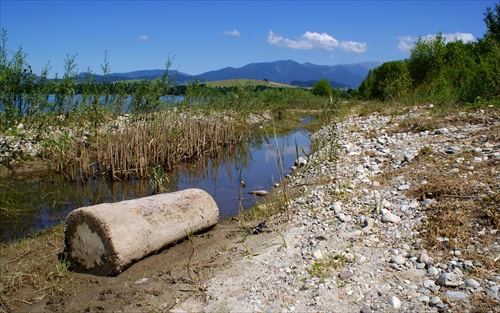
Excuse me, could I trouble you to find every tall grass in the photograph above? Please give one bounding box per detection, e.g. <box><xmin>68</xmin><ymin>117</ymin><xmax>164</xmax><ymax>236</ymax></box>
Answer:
<box><xmin>41</xmin><ymin>110</ymin><xmax>249</xmax><ymax>182</ymax></box>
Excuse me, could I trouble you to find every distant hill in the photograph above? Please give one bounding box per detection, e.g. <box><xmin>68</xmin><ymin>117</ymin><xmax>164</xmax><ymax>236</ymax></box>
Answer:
<box><xmin>82</xmin><ymin>60</ymin><xmax>381</xmax><ymax>88</ymax></box>
<box><xmin>289</xmin><ymin>80</ymin><xmax>350</xmax><ymax>89</ymax></box>
<box><xmin>196</xmin><ymin>60</ymin><xmax>380</xmax><ymax>88</ymax></box>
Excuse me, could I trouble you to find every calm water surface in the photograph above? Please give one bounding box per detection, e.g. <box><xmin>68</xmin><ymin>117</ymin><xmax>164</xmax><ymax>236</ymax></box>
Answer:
<box><xmin>0</xmin><ymin>128</ymin><xmax>310</xmax><ymax>243</ymax></box>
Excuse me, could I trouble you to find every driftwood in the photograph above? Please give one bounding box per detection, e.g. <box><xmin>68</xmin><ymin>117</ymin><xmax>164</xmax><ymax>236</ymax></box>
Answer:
<box><xmin>64</xmin><ymin>188</ymin><xmax>219</xmax><ymax>276</ymax></box>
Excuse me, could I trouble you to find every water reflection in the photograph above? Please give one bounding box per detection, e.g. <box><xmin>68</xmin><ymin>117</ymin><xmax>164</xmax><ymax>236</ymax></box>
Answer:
<box><xmin>0</xmin><ymin>128</ymin><xmax>310</xmax><ymax>243</ymax></box>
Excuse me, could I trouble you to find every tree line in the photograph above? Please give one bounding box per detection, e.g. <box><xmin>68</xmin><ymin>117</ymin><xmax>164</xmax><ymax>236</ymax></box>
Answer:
<box><xmin>359</xmin><ymin>2</ymin><xmax>500</xmax><ymax>104</ymax></box>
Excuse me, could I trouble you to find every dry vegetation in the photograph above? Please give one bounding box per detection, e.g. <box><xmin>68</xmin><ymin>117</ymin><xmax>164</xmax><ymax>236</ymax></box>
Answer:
<box><xmin>40</xmin><ymin>111</ymin><xmax>248</xmax><ymax>182</ymax></box>
<box><xmin>378</xmin><ymin>107</ymin><xmax>500</xmax><ymax>312</ymax></box>
<box><xmin>0</xmin><ymin>225</ymin><xmax>70</xmax><ymax>312</ymax></box>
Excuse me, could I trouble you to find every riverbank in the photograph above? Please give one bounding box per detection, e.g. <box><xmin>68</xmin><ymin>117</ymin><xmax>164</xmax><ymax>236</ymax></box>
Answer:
<box><xmin>1</xmin><ymin>103</ymin><xmax>499</xmax><ymax>312</ymax></box>
<box><xmin>178</xmin><ymin>103</ymin><xmax>500</xmax><ymax>312</ymax></box>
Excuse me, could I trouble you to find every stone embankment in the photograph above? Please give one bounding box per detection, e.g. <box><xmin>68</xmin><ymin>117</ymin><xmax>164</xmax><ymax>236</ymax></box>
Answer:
<box><xmin>175</xmin><ymin>107</ymin><xmax>499</xmax><ymax>312</ymax></box>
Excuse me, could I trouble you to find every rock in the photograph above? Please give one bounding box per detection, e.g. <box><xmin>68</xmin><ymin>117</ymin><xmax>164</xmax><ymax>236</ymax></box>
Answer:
<box><xmin>389</xmin><ymin>296</ymin><xmax>402</xmax><ymax>309</ymax></box>
<box><xmin>398</xmin><ymin>184</ymin><xmax>410</xmax><ymax>191</ymax></box>
<box><xmin>390</xmin><ymin>255</ymin><xmax>406</xmax><ymax>265</ymax></box>
<box><xmin>360</xmin><ymin>305</ymin><xmax>372</xmax><ymax>313</ymax></box>
<box><xmin>465</xmin><ymin>278</ymin><xmax>480</xmax><ymax>288</ymax></box>
<box><xmin>339</xmin><ymin>270</ymin><xmax>353</xmax><ymax>280</ymax></box>
<box><xmin>427</xmin><ymin>266</ymin><xmax>439</xmax><ymax>276</ymax></box>
<box><xmin>344</xmin><ymin>253</ymin><xmax>355</xmax><ymax>262</ymax></box>
<box><xmin>436</xmin><ymin>272</ymin><xmax>463</xmax><ymax>287</ymax></box>
<box><xmin>381</xmin><ymin>212</ymin><xmax>401</xmax><ymax>223</ymax></box>
<box><xmin>434</xmin><ymin>128</ymin><xmax>450</xmax><ymax>135</ymax></box>
<box><xmin>417</xmin><ymin>251</ymin><xmax>430</xmax><ymax>264</ymax></box>
<box><xmin>421</xmin><ymin>199</ymin><xmax>433</xmax><ymax>207</ymax></box>
<box><xmin>485</xmin><ymin>285</ymin><xmax>499</xmax><ymax>299</ymax></box>
<box><xmin>445</xmin><ymin>146</ymin><xmax>461</xmax><ymax>154</ymax></box>
<box><xmin>134</xmin><ymin>277</ymin><xmax>148</xmax><ymax>285</ymax></box>
<box><xmin>418</xmin><ymin>296</ymin><xmax>430</xmax><ymax>303</ymax></box>
<box><xmin>423</xmin><ymin>280</ymin><xmax>436</xmax><ymax>289</ymax></box>
<box><xmin>337</xmin><ymin>213</ymin><xmax>352</xmax><ymax>223</ymax></box>
<box><xmin>313</xmin><ymin>249</ymin><xmax>325</xmax><ymax>261</ymax></box>
<box><xmin>248</xmin><ymin>190</ymin><xmax>268</xmax><ymax>196</ymax></box>
<box><xmin>295</xmin><ymin>157</ymin><xmax>307</xmax><ymax>167</ymax></box>
<box><xmin>429</xmin><ymin>296</ymin><xmax>442</xmax><ymax>307</ymax></box>
<box><xmin>332</xmin><ymin>202</ymin><xmax>342</xmax><ymax>213</ymax></box>
<box><xmin>444</xmin><ymin>291</ymin><xmax>467</xmax><ymax>301</ymax></box>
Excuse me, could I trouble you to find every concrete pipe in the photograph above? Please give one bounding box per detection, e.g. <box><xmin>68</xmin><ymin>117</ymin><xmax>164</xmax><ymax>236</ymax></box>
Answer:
<box><xmin>64</xmin><ymin>188</ymin><xmax>219</xmax><ymax>276</ymax></box>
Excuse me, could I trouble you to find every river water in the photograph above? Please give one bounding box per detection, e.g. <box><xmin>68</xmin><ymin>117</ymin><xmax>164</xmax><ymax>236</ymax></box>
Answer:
<box><xmin>0</xmin><ymin>127</ymin><xmax>311</xmax><ymax>243</ymax></box>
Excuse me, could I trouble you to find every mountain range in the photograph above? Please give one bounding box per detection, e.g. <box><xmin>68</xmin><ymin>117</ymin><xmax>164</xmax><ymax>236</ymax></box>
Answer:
<box><xmin>100</xmin><ymin>60</ymin><xmax>381</xmax><ymax>89</ymax></box>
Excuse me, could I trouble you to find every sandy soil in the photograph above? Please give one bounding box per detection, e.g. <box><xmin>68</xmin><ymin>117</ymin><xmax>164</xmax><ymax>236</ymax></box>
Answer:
<box><xmin>3</xmin><ymin>216</ymin><xmax>281</xmax><ymax>313</ymax></box>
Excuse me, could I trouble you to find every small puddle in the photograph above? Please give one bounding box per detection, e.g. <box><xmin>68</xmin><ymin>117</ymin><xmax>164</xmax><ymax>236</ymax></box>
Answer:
<box><xmin>0</xmin><ymin>127</ymin><xmax>311</xmax><ymax>243</ymax></box>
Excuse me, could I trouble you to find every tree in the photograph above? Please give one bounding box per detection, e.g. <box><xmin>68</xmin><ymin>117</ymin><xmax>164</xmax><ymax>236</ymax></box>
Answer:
<box><xmin>311</xmin><ymin>78</ymin><xmax>333</xmax><ymax>97</ymax></box>
<box><xmin>484</xmin><ymin>1</ymin><xmax>500</xmax><ymax>42</ymax></box>
<box><xmin>407</xmin><ymin>32</ymin><xmax>447</xmax><ymax>87</ymax></box>
<box><xmin>358</xmin><ymin>61</ymin><xmax>411</xmax><ymax>101</ymax></box>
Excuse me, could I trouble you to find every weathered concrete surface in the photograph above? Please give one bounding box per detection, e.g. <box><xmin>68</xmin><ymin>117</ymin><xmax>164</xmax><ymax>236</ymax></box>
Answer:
<box><xmin>64</xmin><ymin>188</ymin><xmax>219</xmax><ymax>276</ymax></box>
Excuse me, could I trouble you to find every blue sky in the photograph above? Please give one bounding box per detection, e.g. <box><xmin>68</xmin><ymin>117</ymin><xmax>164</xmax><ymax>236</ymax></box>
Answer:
<box><xmin>1</xmin><ymin>1</ymin><xmax>497</xmax><ymax>77</ymax></box>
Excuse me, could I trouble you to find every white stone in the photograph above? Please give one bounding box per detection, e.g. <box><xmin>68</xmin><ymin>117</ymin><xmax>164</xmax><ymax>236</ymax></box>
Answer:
<box><xmin>398</xmin><ymin>184</ymin><xmax>410</xmax><ymax>191</ymax></box>
<box><xmin>430</xmin><ymin>296</ymin><xmax>442</xmax><ymax>306</ymax></box>
<box><xmin>390</xmin><ymin>255</ymin><xmax>406</xmax><ymax>265</ymax></box>
<box><xmin>418</xmin><ymin>296</ymin><xmax>430</xmax><ymax>303</ymax></box>
<box><xmin>389</xmin><ymin>296</ymin><xmax>401</xmax><ymax>309</ymax></box>
<box><xmin>313</xmin><ymin>249</ymin><xmax>325</xmax><ymax>261</ymax></box>
<box><xmin>332</xmin><ymin>202</ymin><xmax>342</xmax><ymax>213</ymax></box>
<box><xmin>417</xmin><ymin>251</ymin><xmax>430</xmax><ymax>264</ymax></box>
<box><xmin>434</xmin><ymin>128</ymin><xmax>450</xmax><ymax>134</ymax></box>
<box><xmin>382</xmin><ymin>212</ymin><xmax>401</xmax><ymax>223</ymax></box>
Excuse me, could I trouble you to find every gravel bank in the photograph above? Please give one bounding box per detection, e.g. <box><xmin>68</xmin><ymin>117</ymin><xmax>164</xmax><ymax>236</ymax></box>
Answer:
<box><xmin>174</xmin><ymin>107</ymin><xmax>499</xmax><ymax>313</ymax></box>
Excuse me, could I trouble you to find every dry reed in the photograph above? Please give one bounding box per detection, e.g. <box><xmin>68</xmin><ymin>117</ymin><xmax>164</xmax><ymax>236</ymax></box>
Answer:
<box><xmin>77</xmin><ymin>111</ymin><xmax>246</xmax><ymax>181</ymax></box>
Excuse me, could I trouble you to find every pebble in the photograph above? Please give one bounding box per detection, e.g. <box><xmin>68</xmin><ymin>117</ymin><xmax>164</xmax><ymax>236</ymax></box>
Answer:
<box><xmin>389</xmin><ymin>296</ymin><xmax>402</xmax><ymax>309</ymax></box>
<box><xmin>182</xmin><ymin>111</ymin><xmax>500</xmax><ymax>313</ymax></box>
<box><xmin>134</xmin><ymin>278</ymin><xmax>148</xmax><ymax>285</ymax></box>
<box><xmin>339</xmin><ymin>270</ymin><xmax>354</xmax><ymax>280</ymax></box>
<box><xmin>429</xmin><ymin>296</ymin><xmax>442</xmax><ymax>306</ymax></box>
<box><xmin>434</xmin><ymin>128</ymin><xmax>450</xmax><ymax>134</ymax></box>
<box><xmin>418</xmin><ymin>295</ymin><xmax>430</xmax><ymax>303</ymax></box>
<box><xmin>390</xmin><ymin>255</ymin><xmax>406</xmax><ymax>265</ymax></box>
<box><xmin>465</xmin><ymin>278</ymin><xmax>480</xmax><ymax>288</ymax></box>
<box><xmin>436</xmin><ymin>272</ymin><xmax>463</xmax><ymax>287</ymax></box>
<box><xmin>397</xmin><ymin>184</ymin><xmax>410</xmax><ymax>191</ymax></box>
<box><xmin>417</xmin><ymin>251</ymin><xmax>429</xmax><ymax>264</ymax></box>
<box><xmin>332</xmin><ymin>202</ymin><xmax>342</xmax><ymax>214</ymax></box>
<box><xmin>444</xmin><ymin>291</ymin><xmax>467</xmax><ymax>301</ymax></box>
<box><xmin>313</xmin><ymin>249</ymin><xmax>325</xmax><ymax>261</ymax></box>
<box><xmin>381</xmin><ymin>212</ymin><xmax>401</xmax><ymax>223</ymax></box>
<box><xmin>360</xmin><ymin>305</ymin><xmax>372</xmax><ymax>313</ymax></box>
<box><xmin>427</xmin><ymin>266</ymin><xmax>439</xmax><ymax>276</ymax></box>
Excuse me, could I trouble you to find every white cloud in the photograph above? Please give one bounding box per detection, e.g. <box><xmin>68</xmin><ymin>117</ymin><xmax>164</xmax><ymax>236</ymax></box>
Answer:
<box><xmin>138</xmin><ymin>35</ymin><xmax>149</xmax><ymax>41</ymax></box>
<box><xmin>223</xmin><ymin>29</ymin><xmax>241</xmax><ymax>37</ymax></box>
<box><xmin>268</xmin><ymin>30</ymin><xmax>366</xmax><ymax>53</ymax></box>
<box><xmin>398</xmin><ymin>32</ymin><xmax>476</xmax><ymax>52</ymax></box>
<box><xmin>442</xmin><ymin>32</ymin><xmax>475</xmax><ymax>43</ymax></box>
